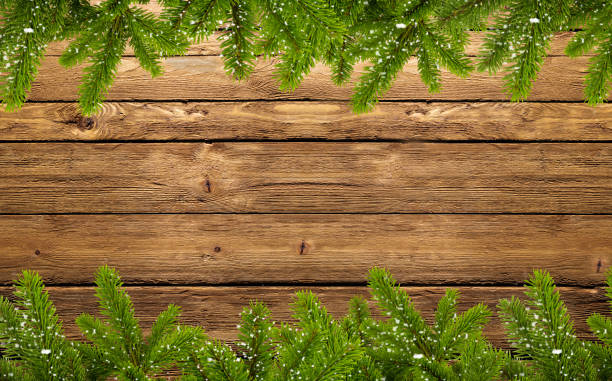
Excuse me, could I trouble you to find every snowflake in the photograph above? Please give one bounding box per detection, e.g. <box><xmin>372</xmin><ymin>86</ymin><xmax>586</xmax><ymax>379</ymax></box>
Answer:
<box><xmin>41</xmin><ymin>349</ymin><xmax>51</xmax><ymax>355</ymax></box>
<box><xmin>529</xmin><ymin>18</ymin><xmax>540</xmax><ymax>24</ymax></box>
<box><xmin>23</xmin><ymin>28</ymin><xmax>34</xmax><ymax>33</ymax></box>
<box><xmin>552</xmin><ymin>349</ymin><xmax>562</xmax><ymax>355</ymax></box>
<box><xmin>413</xmin><ymin>353</ymin><xmax>424</xmax><ymax>359</ymax></box>
<box><xmin>395</xmin><ymin>23</ymin><xmax>407</xmax><ymax>29</ymax></box>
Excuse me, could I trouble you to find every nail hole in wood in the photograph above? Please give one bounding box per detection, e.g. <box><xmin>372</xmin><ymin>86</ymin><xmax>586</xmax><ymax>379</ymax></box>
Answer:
<box><xmin>299</xmin><ymin>240</ymin><xmax>306</xmax><ymax>255</ymax></box>
<box><xmin>214</xmin><ymin>246</ymin><xmax>221</xmax><ymax>253</ymax></box>
<box><xmin>597</xmin><ymin>259</ymin><xmax>602</xmax><ymax>273</ymax></box>
<box><xmin>205</xmin><ymin>179</ymin><xmax>212</xmax><ymax>193</ymax></box>
<box><xmin>34</xmin><ymin>250</ymin><xmax>41</xmax><ymax>256</ymax></box>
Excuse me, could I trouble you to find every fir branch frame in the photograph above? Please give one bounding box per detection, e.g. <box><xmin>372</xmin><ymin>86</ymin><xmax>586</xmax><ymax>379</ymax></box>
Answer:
<box><xmin>1</xmin><ymin>266</ymin><xmax>611</xmax><ymax>380</ymax></box>
<box><xmin>0</xmin><ymin>0</ymin><xmax>610</xmax><ymax>116</ymax></box>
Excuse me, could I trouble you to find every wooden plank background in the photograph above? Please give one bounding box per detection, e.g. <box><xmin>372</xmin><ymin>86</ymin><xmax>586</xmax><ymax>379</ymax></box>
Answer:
<box><xmin>0</xmin><ymin>7</ymin><xmax>611</xmax><ymax>350</ymax></box>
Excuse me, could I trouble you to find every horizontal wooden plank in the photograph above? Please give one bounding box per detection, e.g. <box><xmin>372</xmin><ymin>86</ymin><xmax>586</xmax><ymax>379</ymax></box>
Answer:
<box><xmin>2</xmin><ymin>101</ymin><xmax>612</xmax><ymax>141</ymax></box>
<box><xmin>47</xmin><ymin>35</ymin><xmax>221</xmax><ymax>57</ymax></box>
<box><xmin>1</xmin><ymin>142</ymin><xmax>610</xmax><ymax>214</ymax></box>
<box><xmin>44</xmin><ymin>31</ymin><xmax>580</xmax><ymax>57</ymax></box>
<box><xmin>0</xmin><ymin>285</ymin><xmax>606</xmax><ymax>349</ymax></box>
<box><xmin>0</xmin><ymin>214</ymin><xmax>610</xmax><ymax>286</ymax></box>
<box><xmin>27</xmin><ymin>56</ymin><xmax>592</xmax><ymax>101</ymax></box>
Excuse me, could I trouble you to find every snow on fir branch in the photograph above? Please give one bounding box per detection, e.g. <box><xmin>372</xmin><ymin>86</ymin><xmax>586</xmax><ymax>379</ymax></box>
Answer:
<box><xmin>1</xmin><ymin>266</ymin><xmax>612</xmax><ymax>380</ymax></box>
<box><xmin>0</xmin><ymin>0</ymin><xmax>611</xmax><ymax>115</ymax></box>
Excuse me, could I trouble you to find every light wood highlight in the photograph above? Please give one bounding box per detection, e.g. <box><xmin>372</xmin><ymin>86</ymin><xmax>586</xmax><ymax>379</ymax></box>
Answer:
<box><xmin>2</xmin><ymin>102</ymin><xmax>611</xmax><ymax>141</ymax></box>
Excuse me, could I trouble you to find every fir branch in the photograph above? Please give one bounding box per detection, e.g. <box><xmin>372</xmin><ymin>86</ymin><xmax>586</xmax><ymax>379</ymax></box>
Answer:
<box><xmin>366</xmin><ymin>267</ymin><xmax>497</xmax><ymax>380</ymax></box>
<box><xmin>291</xmin><ymin>290</ymin><xmax>333</xmax><ymax>329</ymax></box>
<box><xmin>127</xmin><ymin>12</ymin><xmax>164</xmax><ymax>77</ymax></box>
<box><xmin>92</xmin><ymin>265</ymin><xmax>144</xmax><ymax>360</ymax></box>
<box><xmin>589</xmin><ymin>341</ymin><xmax>612</xmax><ymax>381</ymax></box>
<box><xmin>148</xmin><ymin>304</ymin><xmax>182</xmax><ymax>350</ymax></box>
<box><xmin>295</xmin><ymin>0</ymin><xmax>346</xmax><ymax>35</ymax></box>
<box><xmin>582</xmin><ymin>32</ymin><xmax>612</xmax><ymax>105</ymax></box>
<box><xmin>274</xmin><ymin>48</ymin><xmax>317</xmax><ymax>91</ymax></box>
<box><xmin>434</xmin><ymin>288</ymin><xmax>458</xmax><ymax>335</ymax></box>
<box><xmin>327</xmin><ymin>0</ymin><xmax>365</xmax><ymax>86</ymax></box>
<box><xmin>187</xmin><ymin>340</ymin><xmax>249</xmax><ymax>381</ymax></box>
<box><xmin>159</xmin><ymin>0</ymin><xmax>195</xmax><ymax>30</ymax></box>
<box><xmin>145</xmin><ymin>325</ymin><xmax>203</xmax><ymax>374</ymax></box>
<box><xmin>498</xmin><ymin>270</ymin><xmax>597</xmax><ymax>380</ymax></box>
<box><xmin>351</xmin><ymin>23</ymin><xmax>415</xmax><ymax>113</ymax></box>
<box><xmin>275</xmin><ymin>322</ymin><xmax>323</xmax><ymax>380</ymax></box>
<box><xmin>302</xmin><ymin>332</ymin><xmax>361</xmax><ymax>381</ymax></box>
<box><xmin>342</xmin><ymin>296</ymin><xmax>371</xmax><ymax>343</ymax></box>
<box><xmin>447</xmin><ymin>302</ymin><xmax>491</xmax><ymax>344</ymax></box>
<box><xmin>352</xmin><ymin>0</ymin><xmax>473</xmax><ymax>113</ymax></box>
<box><xmin>0</xmin><ymin>358</ymin><xmax>34</xmax><ymax>381</ymax></box>
<box><xmin>128</xmin><ymin>7</ymin><xmax>188</xmax><ymax>57</ymax></box>
<box><xmin>236</xmin><ymin>302</ymin><xmax>275</xmax><ymax>380</ymax></box>
<box><xmin>587</xmin><ymin>268</ymin><xmax>612</xmax><ymax>379</ymax></box>
<box><xmin>78</xmin><ymin>266</ymin><xmax>200</xmax><ymax>380</ymax></box>
<box><xmin>478</xmin><ymin>0</ymin><xmax>573</xmax><ymax>101</ymax></box>
<box><xmin>256</xmin><ymin>0</ymin><xmax>302</xmax><ymax>55</ymax></box>
<box><xmin>280</xmin><ymin>291</ymin><xmax>361</xmax><ymax>380</ymax></box>
<box><xmin>220</xmin><ymin>0</ymin><xmax>257</xmax><ymax>80</ymax></box>
<box><xmin>0</xmin><ymin>271</ymin><xmax>85</xmax><ymax>380</ymax></box>
<box><xmin>367</xmin><ymin>267</ymin><xmax>431</xmax><ymax>355</ymax></box>
<box><xmin>60</xmin><ymin>0</ymin><xmax>188</xmax><ymax>115</ymax></box>
<box><xmin>589</xmin><ymin>313</ymin><xmax>612</xmax><ymax>346</ymax></box>
<box><xmin>72</xmin><ymin>9</ymin><xmax>129</xmax><ymax>116</ymax></box>
<box><xmin>0</xmin><ymin>0</ymin><xmax>69</xmax><ymax>111</ymax></box>
<box><xmin>1</xmin><ymin>266</ymin><xmax>612</xmax><ymax>379</ymax></box>
<box><xmin>181</xmin><ymin>0</ymin><xmax>228</xmax><ymax>42</ymax></box>
<box><xmin>452</xmin><ymin>339</ymin><xmax>505</xmax><ymax>380</ymax></box>
<box><xmin>3</xmin><ymin>0</ymin><xmax>611</xmax><ymax>115</ymax></box>
<box><xmin>434</xmin><ymin>290</ymin><xmax>490</xmax><ymax>358</ymax></box>
<box><xmin>329</xmin><ymin>37</ymin><xmax>355</xmax><ymax>85</ymax></box>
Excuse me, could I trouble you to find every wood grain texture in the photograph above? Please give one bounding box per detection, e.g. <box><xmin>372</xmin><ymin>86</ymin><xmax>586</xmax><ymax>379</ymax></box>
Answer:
<box><xmin>27</xmin><ymin>56</ymin><xmax>592</xmax><ymax>102</ymax></box>
<box><xmin>1</xmin><ymin>142</ymin><xmax>610</xmax><ymax>214</ymax></box>
<box><xmin>0</xmin><ymin>285</ymin><xmax>606</xmax><ymax>348</ymax></box>
<box><xmin>2</xmin><ymin>102</ymin><xmax>612</xmax><ymax>141</ymax></box>
<box><xmin>0</xmin><ymin>214</ymin><xmax>610</xmax><ymax>286</ymax></box>
<box><xmin>44</xmin><ymin>32</ymin><xmax>581</xmax><ymax>57</ymax></box>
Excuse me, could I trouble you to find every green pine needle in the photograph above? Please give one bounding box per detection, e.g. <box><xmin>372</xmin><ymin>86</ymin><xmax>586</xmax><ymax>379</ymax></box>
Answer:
<box><xmin>0</xmin><ymin>270</ymin><xmax>85</xmax><ymax>380</ymax></box>
<box><xmin>77</xmin><ymin>265</ymin><xmax>201</xmax><ymax>380</ymax></box>
<box><xmin>237</xmin><ymin>302</ymin><xmax>275</xmax><ymax>380</ymax></box>
<box><xmin>1</xmin><ymin>265</ymin><xmax>612</xmax><ymax>379</ymax></box>
<box><xmin>2</xmin><ymin>0</ymin><xmax>611</xmax><ymax>114</ymax></box>
<box><xmin>498</xmin><ymin>270</ymin><xmax>597</xmax><ymax>380</ymax></box>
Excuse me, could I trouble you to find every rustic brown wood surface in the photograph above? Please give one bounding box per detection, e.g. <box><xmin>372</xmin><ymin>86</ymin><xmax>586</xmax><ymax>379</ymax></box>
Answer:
<box><xmin>0</xmin><ymin>24</ymin><xmax>610</xmax><ymax>353</ymax></box>
<box><xmin>28</xmin><ymin>56</ymin><xmax>590</xmax><ymax>101</ymax></box>
<box><xmin>0</xmin><ymin>285</ymin><xmax>607</xmax><ymax>349</ymax></box>
<box><xmin>0</xmin><ymin>214</ymin><xmax>609</xmax><ymax>286</ymax></box>
<box><xmin>0</xmin><ymin>142</ymin><xmax>610</xmax><ymax>214</ymax></box>
<box><xmin>44</xmin><ymin>31</ymin><xmax>582</xmax><ymax>57</ymax></box>
<box><xmin>2</xmin><ymin>102</ymin><xmax>611</xmax><ymax>141</ymax></box>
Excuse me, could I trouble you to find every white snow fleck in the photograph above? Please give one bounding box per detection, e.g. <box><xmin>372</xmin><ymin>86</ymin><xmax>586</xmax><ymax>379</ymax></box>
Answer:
<box><xmin>552</xmin><ymin>349</ymin><xmax>562</xmax><ymax>355</ymax></box>
<box><xmin>396</xmin><ymin>23</ymin><xmax>407</xmax><ymax>29</ymax></box>
<box><xmin>529</xmin><ymin>18</ymin><xmax>540</xmax><ymax>24</ymax></box>
<box><xmin>413</xmin><ymin>353</ymin><xmax>424</xmax><ymax>359</ymax></box>
<box><xmin>41</xmin><ymin>349</ymin><xmax>51</xmax><ymax>355</ymax></box>
<box><xmin>23</xmin><ymin>28</ymin><xmax>34</xmax><ymax>33</ymax></box>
